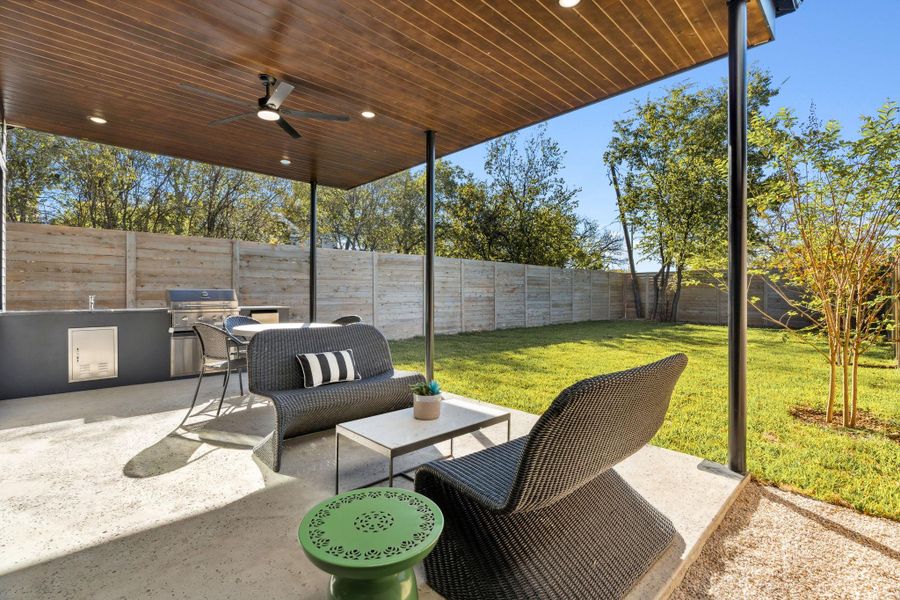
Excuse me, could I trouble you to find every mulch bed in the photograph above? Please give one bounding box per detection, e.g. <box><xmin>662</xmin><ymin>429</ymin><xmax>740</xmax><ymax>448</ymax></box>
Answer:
<box><xmin>790</xmin><ymin>405</ymin><xmax>899</xmax><ymax>443</ymax></box>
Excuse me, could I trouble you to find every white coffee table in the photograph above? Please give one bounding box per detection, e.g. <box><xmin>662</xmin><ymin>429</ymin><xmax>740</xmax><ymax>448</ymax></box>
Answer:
<box><xmin>335</xmin><ymin>397</ymin><xmax>511</xmax><ymax>493</ymax></box>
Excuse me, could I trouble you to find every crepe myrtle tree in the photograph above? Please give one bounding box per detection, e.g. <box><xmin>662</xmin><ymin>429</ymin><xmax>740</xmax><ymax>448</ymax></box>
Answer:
<box><xmin>750</xmin><ymin>102</ymin><xmax>900</xmax><ymax>427</ymax></box>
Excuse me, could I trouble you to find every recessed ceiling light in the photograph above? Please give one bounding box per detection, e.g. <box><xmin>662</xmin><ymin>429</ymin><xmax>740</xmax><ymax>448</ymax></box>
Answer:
<box><xmin>361</xmin><ymin>111</ymin><xmax>376</xmax><ymax>119</ymax></box>
<box><xmin>88</xmin><ymin>116</ymin><xmax>107</xmax><ymax>124</ymax></box>
<box><xmin>257</xmin><ymin>109</ymin><xmax>281</xmax><ymax>121</ymax></box>
<box><xmin>280</xmin><ymin>158</ymin><xmax>292</xmax><ymax>166</ymax></box>
<box><xmin>559</xmin><ymin>0</ymin><xmax>580</xmax><ymax>7</ymax></box>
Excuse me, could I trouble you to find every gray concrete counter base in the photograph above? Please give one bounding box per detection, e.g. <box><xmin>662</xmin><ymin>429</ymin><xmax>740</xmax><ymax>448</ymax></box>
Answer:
<box><xmin>0</xmin><ymin>309</ymin><xmax>170</xmax><ymax>400</ymax></box>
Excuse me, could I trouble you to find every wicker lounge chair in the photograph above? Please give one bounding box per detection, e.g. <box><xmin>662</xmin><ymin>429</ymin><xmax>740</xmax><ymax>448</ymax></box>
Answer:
<box><xmin>247</xmin><ymin>323</ymin><xmax>425</xmax><ymax>472</ymax></box>
<box><xmin>415</xmin><ymin>353</ymin><xmax>688</xmax><ymax>600</ymax></box>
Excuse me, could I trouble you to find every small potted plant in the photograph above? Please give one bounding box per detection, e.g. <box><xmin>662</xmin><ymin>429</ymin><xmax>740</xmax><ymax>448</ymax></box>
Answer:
<box><xmin>410</xmin><ymin>379</ymin><xmax>442</xmax><ymax>420</ymax></box>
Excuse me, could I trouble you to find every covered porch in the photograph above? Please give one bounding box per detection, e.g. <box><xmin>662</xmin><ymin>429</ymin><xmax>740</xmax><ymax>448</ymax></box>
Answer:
<box><xmin>0</xmin><ymin>0</ymin><xmax>807</xmax><ymax>598</ymax></box>
<box><xmin>0</xmin><ymin>376</ymin><xmax>744</xmax><ymax>598</ymax></box>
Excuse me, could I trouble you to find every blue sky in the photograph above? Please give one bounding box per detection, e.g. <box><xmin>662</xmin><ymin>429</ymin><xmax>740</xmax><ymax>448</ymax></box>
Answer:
<box><xmin>442</xmin><ymin>0</ymin><xmax>900</xmax><ymax>269</ymax></box>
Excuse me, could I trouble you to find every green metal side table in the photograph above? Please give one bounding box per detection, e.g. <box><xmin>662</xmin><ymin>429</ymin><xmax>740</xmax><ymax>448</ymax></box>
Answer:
<box><xmin>299</xmin><ymin>488</ymin><xmax>444</xmax><ymax>600</ymax></box>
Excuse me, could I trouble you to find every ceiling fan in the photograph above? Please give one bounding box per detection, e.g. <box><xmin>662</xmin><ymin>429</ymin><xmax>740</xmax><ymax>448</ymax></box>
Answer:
<box><xmin>179</xmin><ymin>74</ymin><xmax>350</xmax><ymax>139</ymax></box>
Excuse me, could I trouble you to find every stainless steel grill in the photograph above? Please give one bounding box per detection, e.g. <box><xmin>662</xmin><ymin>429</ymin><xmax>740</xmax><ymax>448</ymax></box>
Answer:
<box><xmin>167</xmin><ymin>289</ymin><xmax>239</xmax><ymax>377</ymax></box>
<box><xmin>167</xmin><ymin>288</ymin><xmax>239</xmax><ymax>333</ymax></box>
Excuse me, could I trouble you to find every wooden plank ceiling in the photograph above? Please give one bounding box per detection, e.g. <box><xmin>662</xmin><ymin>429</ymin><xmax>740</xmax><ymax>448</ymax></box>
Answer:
<box><xmin>0</xmin><ymin>0</ymin><xmax>773</xmax><ymax>189</ymax></box>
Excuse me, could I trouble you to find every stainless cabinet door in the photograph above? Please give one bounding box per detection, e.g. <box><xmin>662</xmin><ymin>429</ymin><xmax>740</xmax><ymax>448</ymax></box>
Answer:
<box><xmin>170</xmin><ymin>334</ymin><xmax>202</xmax><ymax>377</ymax></box>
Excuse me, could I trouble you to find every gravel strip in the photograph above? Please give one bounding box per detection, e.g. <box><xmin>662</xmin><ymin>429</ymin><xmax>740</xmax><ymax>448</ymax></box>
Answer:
<box><xmin>672</xmin><ymin>482</ymin><xmax>900</xmax><ymax>599</ymax></box>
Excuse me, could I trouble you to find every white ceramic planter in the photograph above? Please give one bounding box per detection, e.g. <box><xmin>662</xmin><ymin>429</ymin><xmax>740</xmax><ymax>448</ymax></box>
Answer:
<box><xmin>413</xmin><ymin>393</ymin><xmax>442</xmax><ymax>420</ymax></box>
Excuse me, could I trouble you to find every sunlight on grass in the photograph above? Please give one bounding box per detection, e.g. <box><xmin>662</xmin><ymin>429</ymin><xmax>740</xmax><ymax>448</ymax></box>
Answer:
<box><xmin>390</xmin><ymin>321</ymin><xmax>899</xmax><ymax>520</ymax></box>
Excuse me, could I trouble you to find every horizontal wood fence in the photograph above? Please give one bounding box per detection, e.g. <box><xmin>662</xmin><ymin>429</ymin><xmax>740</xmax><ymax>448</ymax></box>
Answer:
<box><xmin>622</xmin><ymin>272</ymin><xmax>796</xmax><ymax>328</ymax></box>
<box><xmin>5</xmin><ymin>223</ymin><xmax>786</xmax><ymax>338</ymax></box>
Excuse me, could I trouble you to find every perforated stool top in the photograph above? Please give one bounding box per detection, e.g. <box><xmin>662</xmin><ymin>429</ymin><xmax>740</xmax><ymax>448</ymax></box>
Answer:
<box><xmin>299</xmin><ymin>488</ymin><xmax>444</xmax><ymax>580</ymax></box>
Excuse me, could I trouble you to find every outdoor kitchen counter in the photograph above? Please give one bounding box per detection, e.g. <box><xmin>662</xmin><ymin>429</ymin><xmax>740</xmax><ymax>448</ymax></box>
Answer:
<box><xmin>0</xmin><ymin>309</ymin><xmax>171</xmax><ymax>400</ymax></box>
<box><xmin>0</xmin><ymin>308</ymin><xmax>169</xmax><ymax>314</ymax></box>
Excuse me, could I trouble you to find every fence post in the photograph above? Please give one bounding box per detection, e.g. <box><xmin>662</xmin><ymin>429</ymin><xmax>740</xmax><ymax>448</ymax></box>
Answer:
<box><xmin>459</xmin><ymin>259</ymin><xmax>465</xmax><ymax>333</ymax></box>
<box><xmin>493</xmin><ymin>262</ymin><xmax>498</xmax><ymax>330</ymax></box>
<box><xmin>608</xmin><ymin>272</ymin><xmax>612</xmax><ymax>320</ymax></box>
<box><xmin>717</xmin><ymin>277</ymin><xmax>723</xmax><ymax>324</ymax></box>
<box><xmin>524</xmin><ymin>265</ymin><xmax>529</xmax><ymax>327</ymax></box>
<box><xmin>231</xmin><ymin>239</ymin><xmax>240</xmax><ymax>296</ymax></box>
<box><xmin>125</xmin><ymin>232</ymin><xmax>136</xmax><ymax>308</ymax></box>
<box><xmin>371</xmin><ymin>251</ymin><xmax>378</xmax><ymax>328</ymax></box>
<box><xmin>589</xmin><ymin>271</ymin><xmax>594</xmax><ymax>321</ymax></box>
<box><xmin>548</xmin><ymin>267</ymin><xmax>552</xmax><ymax>325</ymax></box>
<box><xmin>570</xmin><ymin>269</ymin><xmax>575</xmax><ymax>322</ymax></box>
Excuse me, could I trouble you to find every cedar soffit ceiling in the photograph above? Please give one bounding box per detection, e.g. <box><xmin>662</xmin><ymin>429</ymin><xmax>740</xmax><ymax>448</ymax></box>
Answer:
<box><xmin>0</xmin><ymin>0</ymin><xmax>773</xmax><ymax>189</ymax></box>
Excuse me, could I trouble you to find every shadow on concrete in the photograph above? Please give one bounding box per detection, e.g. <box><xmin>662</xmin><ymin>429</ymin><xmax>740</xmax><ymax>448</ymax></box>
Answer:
<box><xmin>0</xmin><ymin>468</ymin><xmax>336</xmax><ymax>599</ymax></box>
<box><xmin>0</xmin><ymin>373</ymin><xmax>240</xmax><ymax>431</ymax></box>
<box><xmin>123</xmin><ymin>396</ymin><xmax>270</xmax><ymax>479</ymax></box>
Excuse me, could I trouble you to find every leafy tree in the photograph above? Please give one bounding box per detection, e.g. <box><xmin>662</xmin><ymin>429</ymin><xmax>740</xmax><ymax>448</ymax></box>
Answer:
<box><xmin>605</xmin><ymin>158</ymin><xmax>644</xmax><ymax>317</ymax></box>
<box><xmin>319</xmin><ymin>182</ymin><xmax>384</xmax><ymax>250</ymax></box>
<box><xmin>382</xmin><ymin>170</ymin><xmax>425</xmax><ymax>254</ymax></box>
<box><xmin>6</xmin><ymin>128</ymin><xmax>619</xmax><ymax>269</ymax></box>
<box><xmin>6</xmin><ymin>128</ymin><xmax>65</xmax><ymax>223</ymax></box>
<box><xmin>51</xmin><ymin>140</ymin><xmax>145</xmax><ymax>230</ymax></box>
<box><xmin>750</xmin><ymin>102</ymin><xmax>900</xmax><ymax>427</ymax></box>
<box><xmin>483</xmin><ymin>125</ymin><xmax>581</xmax><ymax>266</ymax></box>
<box><xmin>605</xmin><ymin>70</ymin><xmax>780</xmax><ymax>320</ymax></box>
<box><xmin>437</xmin><ymin>162</ymin><xmax>505</xmax><ymax>260</ymax></box>
<box><xmin>571</xmin><ymin>220</ymin><xmax>623</xmax><ymax>270</ymax></box>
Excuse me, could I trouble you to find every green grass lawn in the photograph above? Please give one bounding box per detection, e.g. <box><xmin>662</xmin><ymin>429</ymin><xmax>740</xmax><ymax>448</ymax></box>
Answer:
<box><xmin>390</xmin><ymin>321</ymin><xmax>899</xmax><ymax>520</ymax></box>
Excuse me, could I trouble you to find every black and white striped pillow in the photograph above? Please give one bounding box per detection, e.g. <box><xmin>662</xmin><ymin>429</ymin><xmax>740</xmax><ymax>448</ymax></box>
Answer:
<box><xmin>296</xmin><ymin>349</ymin><xmax>361</xmax><ymax>388</ymax></box>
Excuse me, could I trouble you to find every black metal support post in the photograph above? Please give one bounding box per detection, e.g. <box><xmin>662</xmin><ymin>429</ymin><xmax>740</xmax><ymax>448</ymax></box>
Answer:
<box><xmin>424</xmin><ymin>130</ymin><xmax>436</xmax><ymax>381</ymax></box>
<box><xmin>309</xmin><ymin>179</ymin><xmax>318</xmax><ymax>323</ymax></box>
<box><xmin>0</xmin><ymin>112</ymin><xmax>6</xmax><ymax>312</ymax></box>
<box><xmin>727</xmin><ymin>0</ymin><xmax>748</xmax><ymax>475</ymax></box>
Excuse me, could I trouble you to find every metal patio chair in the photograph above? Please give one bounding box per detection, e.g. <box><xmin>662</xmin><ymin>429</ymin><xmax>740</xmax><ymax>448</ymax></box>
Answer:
<box><xmin>223</xmin><ymin>314</ymin><xmax>259</xmax><ymax>341</ymax></box>
<box><xmin>178</xmin><ymin>323</ymin><xmax>249</xmax><ymax>427</ymax></box>
<box><xmin>415</xmin><ymin>353</ymin><xmax>689</xmax><ymax>600</ymax></box>
<box><xmin>331</xmin><ymin>315</ymin><xmax>362</xmax><ymax>326</ymax></box>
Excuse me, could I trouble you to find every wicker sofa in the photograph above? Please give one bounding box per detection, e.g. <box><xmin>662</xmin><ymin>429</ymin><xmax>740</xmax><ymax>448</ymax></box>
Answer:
<box><xmin>415</xmin><ymin>353</ymin><xmax>688</xmax><ymax>600</ymax></box>
<box><xmin>247</xmin><ymin>324</ymin><xmax>425</xmax><ymax>472</ymax></box>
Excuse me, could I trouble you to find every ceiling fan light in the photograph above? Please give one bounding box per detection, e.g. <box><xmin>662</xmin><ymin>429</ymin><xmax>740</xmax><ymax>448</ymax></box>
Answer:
<box><xmin>280</xmin><ymin>158</ymin><xmax>292</xmax><ymax>166</ymax></box>
<box><xmin>559</xmin><ymin>0</ymin><xmax>580</xmax><ymax>7</ymax></box>
<box><xmin>257</xmin><ymin>109</ymin><xmax>281</xmax><ymax>121</ymax></box>
<box><xmin>361</xmin><ymin>111</ymin><xmax>375</xmax><ymax>119</ymax></box>
<box><xmin>88</xmin><ymin>116</ymin><xmax>107</xmax><ymax>124</ymax></box>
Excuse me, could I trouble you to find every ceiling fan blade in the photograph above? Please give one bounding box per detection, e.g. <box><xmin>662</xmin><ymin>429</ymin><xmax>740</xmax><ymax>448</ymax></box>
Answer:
<box><xmin>277</xmin><ymin>117</ymin><xmax>302</xmax><ymax>139</ymax></box>
<box><xmin>179</xmin><ymin>83</ymin><xmax>254</xmax><ymax>109</ymax></box>
<box><xmin>280</xmin><ymin>109</ymin><xmax>351</xmax><ymax>122</ymax></box>
<box><xmin>208</xmin><ymin>112</ymin><xmax>257</xmax><ymax>126</ymax></box>
<box><xmin>266</xmin><ymin>80</ymin><xmax>294</xmax><ymax>109</ymax></box>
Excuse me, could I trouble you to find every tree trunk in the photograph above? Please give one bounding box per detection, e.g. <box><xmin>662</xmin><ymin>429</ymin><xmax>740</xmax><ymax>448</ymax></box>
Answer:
<box><xmin>841</xmin><ymin>320</ymin><xmax>851</xmax><ymax>428</ymax></box>
<box><xmin>651</xmin><ymin>268</ymin><xmax>663</xmax><ymax>321</ymax></box>
<box><xmin>658</xmin><ymin>264</ymin><xmax>673</xmax><ymax>321</ymax></box>
<box><xmin>850</xmin><ymin>350</ymin><xmax>859</xmax><ymax>427</ymax></box>
<box><xmin>826</xmin><ymin>341</ymin><xmax>836</xmax><ymax>423</ymax></box>
<box><xmin>671</xmin><ymin>265</ymin><xmax>684</xmax><ymax>322</ymax></box>
<box><xmin>610</xmin><ymin>164</ymin><xmax>643</xmax><ymax>318</ymax></box>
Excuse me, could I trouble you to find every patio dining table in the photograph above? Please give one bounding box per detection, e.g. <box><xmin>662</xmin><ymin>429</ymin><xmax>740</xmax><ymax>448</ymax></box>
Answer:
<box><xmin>231</xmin><ymin>322</ymin><xmax>339</xmax><ymax>338</ymax></box>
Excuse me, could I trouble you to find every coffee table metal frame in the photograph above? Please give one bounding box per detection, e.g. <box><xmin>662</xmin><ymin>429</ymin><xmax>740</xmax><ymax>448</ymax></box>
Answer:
<box><xmin>335</xmin><ymin>399</ymin><xmax>511</xmax><ymax>494</ymax></box>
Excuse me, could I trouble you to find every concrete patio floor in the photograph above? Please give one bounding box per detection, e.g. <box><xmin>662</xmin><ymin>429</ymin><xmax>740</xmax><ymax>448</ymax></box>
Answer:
<box><xmin>0</xmin><ymin>375</ymin><xmax>745</xmax><ymax>599</ymax></box>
